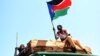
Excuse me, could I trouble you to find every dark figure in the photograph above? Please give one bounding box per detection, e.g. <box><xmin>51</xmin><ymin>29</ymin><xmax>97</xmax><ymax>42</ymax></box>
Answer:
<box><xmin>56</xmin><ymin>25</ymin><xmax>88</xmax><ymax>53</ymax></box>
<box><xmin>15</xmin><ymin>44</ymin><xmax>25</xmax><ymax>56</ymax></box>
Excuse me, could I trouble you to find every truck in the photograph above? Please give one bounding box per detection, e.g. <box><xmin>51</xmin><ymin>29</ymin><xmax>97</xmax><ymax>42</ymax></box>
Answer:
<box><xmin>14</xmin><ymin>39</ymin><xmax>92</xmax><ymax>56</ymax></box>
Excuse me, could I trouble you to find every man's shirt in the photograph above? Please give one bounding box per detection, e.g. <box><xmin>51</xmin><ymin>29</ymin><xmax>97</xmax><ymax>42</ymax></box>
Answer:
<box><xmin>57</xmin><ymin>29</ymin><xmax>68</xmax><ymax>40</ymax></box>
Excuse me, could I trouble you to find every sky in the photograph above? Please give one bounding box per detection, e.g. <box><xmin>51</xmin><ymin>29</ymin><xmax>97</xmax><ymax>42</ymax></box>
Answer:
<box><xmin>0</xmin><ymin>0</ymin><xmax>100</xmax><ymax>56</ymax></box>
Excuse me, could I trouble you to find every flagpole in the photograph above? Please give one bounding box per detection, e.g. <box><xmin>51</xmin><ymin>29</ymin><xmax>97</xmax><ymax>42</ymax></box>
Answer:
<box><xmin>16</xmin><ymin>32</ymin><xmax>18</xmax><ymax>47</ymax></box>
<box><xmin>51</xmin><ymin>21</ymin><xmax>57</xmax><ymax>40</ymax></box>
<box><xmin>14</xmin><ymin>32</ymin><xmax>18</xmax><ymax>56</ymax></box>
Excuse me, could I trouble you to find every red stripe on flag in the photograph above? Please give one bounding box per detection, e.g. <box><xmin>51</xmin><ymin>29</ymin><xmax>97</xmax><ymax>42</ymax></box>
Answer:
<box><xmin>53</xmin><ymin>0</ymin><xmax>71</xmax><ymax>12</ymax></box>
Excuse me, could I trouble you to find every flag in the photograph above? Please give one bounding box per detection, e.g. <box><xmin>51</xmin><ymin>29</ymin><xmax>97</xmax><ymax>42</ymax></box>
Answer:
<box><xmin>47</xmin><ymin>0</ymin><xmax>72</xmax><ymax>21</ymax></box>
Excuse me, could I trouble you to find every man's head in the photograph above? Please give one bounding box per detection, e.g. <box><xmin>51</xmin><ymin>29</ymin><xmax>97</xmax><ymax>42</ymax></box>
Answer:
<box><xmin>20</xmin><ymin>44</ymin><xmax>25</xmax><ymax>49</ymax></box>
<box><xmin>57</xmin><ymin>25</ymin><xmax>62</xmax><ymax>31</ymax></box>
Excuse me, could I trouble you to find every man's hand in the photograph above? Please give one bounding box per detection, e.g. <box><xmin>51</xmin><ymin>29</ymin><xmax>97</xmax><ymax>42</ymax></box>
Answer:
<box><xmin>53</xmin><ymin>27</ymin><xmax>55</xmax><ymax>31</ymax></box>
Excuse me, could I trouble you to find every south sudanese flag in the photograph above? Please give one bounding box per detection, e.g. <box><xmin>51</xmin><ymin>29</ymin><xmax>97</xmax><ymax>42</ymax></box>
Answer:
<box><xmin>47</xmin><ymin>0</ymin><xmax>72</xmax><ymax>21</ymax></box>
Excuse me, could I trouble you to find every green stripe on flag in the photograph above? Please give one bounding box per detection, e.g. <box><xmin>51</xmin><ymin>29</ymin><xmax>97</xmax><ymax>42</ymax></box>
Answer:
<box><xmin>53</xmin><ymin>7</ymin><xmax>70</xmax><ymax>20</ymax></box>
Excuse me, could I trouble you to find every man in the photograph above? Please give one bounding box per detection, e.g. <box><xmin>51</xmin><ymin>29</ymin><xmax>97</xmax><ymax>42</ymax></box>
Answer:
<box><xmin>15</xmin><ymin>44</ymin><xmax>25</xmax><ymax>56</ymax></box>
<box><xmin>56</xmin><ymin>25</ymin><xmax>88</xmax><ymax>53</ymax></box>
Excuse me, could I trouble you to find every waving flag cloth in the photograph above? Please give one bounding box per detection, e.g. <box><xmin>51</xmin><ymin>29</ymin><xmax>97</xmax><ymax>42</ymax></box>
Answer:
<box><xmin>47</xmin><ymin>0</ymin><xmax>72</xmax><ymax>21</ymax></box>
